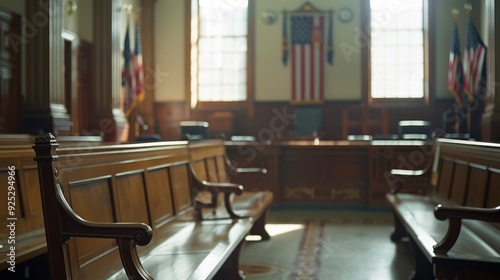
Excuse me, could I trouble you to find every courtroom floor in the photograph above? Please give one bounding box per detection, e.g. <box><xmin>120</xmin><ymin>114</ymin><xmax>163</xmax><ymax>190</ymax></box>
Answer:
<box><xmin>1</xmin><ymin>209</ymin><xmax>415</xmax><ymax>280</ymax></box>
<box><xmin>240</xmin><ymin>209</ymin><xmax>415</xmax><ymax>280</ymax></box>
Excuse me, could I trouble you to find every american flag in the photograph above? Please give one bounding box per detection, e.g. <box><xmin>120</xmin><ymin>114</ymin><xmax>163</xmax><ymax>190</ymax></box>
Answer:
<box><xmin>291</xmin><ymin>15</ymin><xmax>324</xmax><ymax>103</ymax></box>
<box><xmin>463</xmin><ymin>18</ymin><xmax>486</xmax><ymax>100</ymax></box>
<box><xmin>448</xmin><ymin>23</ymin><xmax>463</xmax><ymax>107</ymax></box>
<box><xmin>123</xmin><ymin>20</ymin><xmax>145</xmax><ymax>117</ymax></box>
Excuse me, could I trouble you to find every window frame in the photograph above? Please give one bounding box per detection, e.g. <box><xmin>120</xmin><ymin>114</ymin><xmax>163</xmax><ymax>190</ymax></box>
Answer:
<box><xmin>362</xmin><ymin>0</ymin><xmax>431</xmax><ymax>107</ymax></box>
<box><xmin>186</xmin><ymin>0</ymin><xmax>255</xmax><ymax>116</ymax></box>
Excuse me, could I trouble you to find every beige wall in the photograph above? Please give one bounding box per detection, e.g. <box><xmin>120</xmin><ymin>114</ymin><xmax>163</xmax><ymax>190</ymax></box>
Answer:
<box><xmin>153</xmin><ymin>0</ymin><xmax>491</xmax><ymax>104</ymax></box>
<box><xmin>63</xmin><ymin>0</ymin><xmax>93</xmax><ymax>42</ymax></box>
<box><xmin>0</xmin><ymin>0</ymin><xmax>24</xmax><ymax>15</ymax></box>
<box><xmin>255</xmin><ymin>0</ymin><xmax>362</xmax><ymax>101</ymax></box>
<box><xmin>1</xmin><ymin>0</ymin><xmax>488</xmax><ymax>104</ymax></box>
<box><xmin>154</xmin><ymin>0</ymin><xmax>186</xmax><ymax>102</ymax></box>
<box><xmin>153</xmin><ymin>0</ymin><xmax>362</xmax><ymax>102</ymax></box>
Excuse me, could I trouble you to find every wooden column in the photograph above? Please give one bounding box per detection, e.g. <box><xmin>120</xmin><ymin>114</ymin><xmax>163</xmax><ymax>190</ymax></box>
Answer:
<box><xmin>91</xmin><ymin>0</ymin><xmax>128</xmax><ymax>142</ymax></box>
<box><xmin>21</xmin><ymin>0</ymin><xmax>72</xmax><ymax>135</ymax></box>
<box><xmin>482</xmin><ymin>0</ymin><xmax>500</xmax><ymax>142</ymax></box>
<box><xmin>128</xmin><ymin>0</ymin><xmax>156</xmax><ymax>140</ymax></box>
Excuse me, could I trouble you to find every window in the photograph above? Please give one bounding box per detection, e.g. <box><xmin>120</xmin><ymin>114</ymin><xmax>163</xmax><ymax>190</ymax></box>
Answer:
<box><xmin>190</xmin><ymin>0</ymin><xmax>250</xmax><ymax>109</ymax></box>
<box><xmin>368</xmin><ymin>0</ymin><xmax>427</xmax><ymax>102</ymax></box>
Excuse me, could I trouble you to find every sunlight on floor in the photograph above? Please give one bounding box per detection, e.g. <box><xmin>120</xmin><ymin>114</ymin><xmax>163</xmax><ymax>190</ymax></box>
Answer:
<box><xmin>245</xmin><ymin>224</ymin><xmax>304</xmax><ymax>241</ymax></box>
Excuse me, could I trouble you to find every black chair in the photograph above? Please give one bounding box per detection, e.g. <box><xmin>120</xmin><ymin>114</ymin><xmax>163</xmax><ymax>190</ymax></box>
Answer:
<box><xmin>179</xmin><ymin>121</ymin><xmax>209</xmax><ymax>140</ymax></box>
<box><xmin>398</xmin><ymin>120</ymin><xmax>432</xmax><ymax>140</ymax></box>
<box><xmin>293</xmin><ymin>106</ymin><xmax>323</xmax><ymax>137</ymax></box>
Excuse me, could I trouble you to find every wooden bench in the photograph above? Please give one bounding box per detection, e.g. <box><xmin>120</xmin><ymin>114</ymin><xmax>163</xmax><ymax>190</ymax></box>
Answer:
<box><xmin>30</xmin><ymin>134</ymin><xmax>256</xmax><ymax>279</ymax></box>
<box><xmin>187</xmin><ymin>139</ymin><xmax>273</xmax><ymax>240</ymax></box>
<box><xmin>386</xmin><ymin>138</ymin><xmax>500</xmax><ymax>280</ymax></box>
<box><xmin>0</xmin><ymin>135</ymin><xmax>102</xmax><ymax>273</ymax></box>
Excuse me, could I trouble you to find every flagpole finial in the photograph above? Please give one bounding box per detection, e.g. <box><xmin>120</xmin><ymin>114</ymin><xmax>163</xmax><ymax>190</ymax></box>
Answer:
<box><xmin>464</xmin><ymin>3</ymin><xmax>472</xmax><ymax>17</ymax></box>
<box><xmin>451</xmin><ymin>8</ymin><xmax>459</xmax><ymax>23</ymax></box>
<box><xmin>122</xmin><ymin>4</ymin><xmax>133</xmax><ymax>14</ymax></box>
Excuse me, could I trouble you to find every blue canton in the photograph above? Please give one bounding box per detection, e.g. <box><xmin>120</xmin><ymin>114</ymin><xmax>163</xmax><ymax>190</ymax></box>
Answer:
<box><xmin>291</xmin><ymin>16</ymin><xmax>312</xmax><ymax>45</ymax></box>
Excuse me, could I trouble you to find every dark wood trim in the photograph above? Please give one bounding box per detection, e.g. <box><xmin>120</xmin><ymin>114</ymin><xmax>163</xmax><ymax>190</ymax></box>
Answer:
<box><xmin>62</xmin><ymin>30</ymin><xmax>80</xmax><ymax>135</ymax></box>
<box><xmin>90</xmin><ymin>0</ymin><xmax>128</xmax><ymax>142</ymax></box>
<box><xmin>184</xmin><ymin>0</ymin><xmax>192</xmax><ymax>120</ymax></box>
<box><xmin>0</xmin><ymin>9</ymin><xmax>21</xmax><ymax>133</ymax></box>
<box><xmin>155</xmin><ymin>99</ymin><xmax>455</xmax><ymax>141</ymax></box>
<box><xmin>425</xmin><ymin>0</ymin><xmax>433</xmax><ymax>105</ymax></box>
<box><xmin>134</xmin><ymin>0</ymin><xmax>156</xmax><ymax>138</ymax></box>
<box><xmin>247</xmin><ymin>0</ymin><xmax>255</xmax><ymax>119</ymax></box>
<box><xmin>481</xmin><ymin>0</ymin><xmax>500</xmax><ymax>142</ymax></box>
<box><xmin>361</xmin><ymin>0</ymin><xmax>370</xmax><ymax>107</ymax></box>
<box><xmin>21</xmin><ymin>0</ymin><xmax>72</xmax><ymax>136</ymax></box>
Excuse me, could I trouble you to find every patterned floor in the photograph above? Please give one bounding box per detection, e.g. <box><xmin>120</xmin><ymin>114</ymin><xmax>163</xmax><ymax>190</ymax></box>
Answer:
<box><xmin>240</xmin><ymin>209</ymin><xmax>415</xmax><ymax>280</ymax></box>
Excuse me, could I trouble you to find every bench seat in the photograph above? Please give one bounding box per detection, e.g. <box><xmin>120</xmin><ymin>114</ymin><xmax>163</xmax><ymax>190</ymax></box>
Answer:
<box><xmin>388</xmin><ymin>194</ymin><xmax>500</xmax><ymax>260</ymax></box>
<box><xmin>30</xmin><ymin>134</ymin><xmax>261</xmax><ymax>279</ymax></box>
<box><xmin>109</xmin><ymin>219</ymin><xmax>252</xmax><ymax>280</ymax></box>
<box><xmin>386</xmin><ymin>139</ymin><xmax>500</xmax><ymax>280</ymax></box>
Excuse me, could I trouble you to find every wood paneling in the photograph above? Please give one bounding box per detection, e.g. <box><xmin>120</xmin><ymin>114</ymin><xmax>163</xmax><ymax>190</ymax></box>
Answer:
<box><xmin>450</xmin><ymin>161</ymin><xmax>469</xmax><ymax>204</ymax></box>
<box><xmin>226</xmin><ymin>140</ymin><xmax>432</xmax><ymax>206</ymax></box>
<box><xmin>155</xmin><ymin>100</ymin><xmax>455</xmax><ymax>141</ymax></box>
<box><xmin>465</xmin><ymin>165</ymin><xmax>488</xmax><ymax>207</ymax></box>
<box><xmin>170</xmin><ymin>164</ymin><xmax>192</xmax><ymax>212</ymax></box>
<box><xmin>0</xmin><ymin>9</ymin><xmax>21</xmax><ymax>133</ymax></box>
<box><xmin>145</xmin><ymin>167</ymin><xmax>175</xmax><ymax>228</ymax></box>
<box><xmin>486</xmin><ymin>168</ymin><xmax>500</xmax><ymax>208</ymax></box>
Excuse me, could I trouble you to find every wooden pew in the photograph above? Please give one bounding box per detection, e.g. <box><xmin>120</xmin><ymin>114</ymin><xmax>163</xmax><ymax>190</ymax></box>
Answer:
<box><xmin>386</xmin><ymin>138</ymin><xmax>500</xmax><ymax>280</ymax></box>
<box><xmin>0</xmin><ymin>134</ymin><xmax>103</xmax><ymax>272</ymax></box>
<box><xmin>187</xmin><ymin>139</ymin><xmax>273</xmax><ymax>240</ymax></box>
<box><xmin>29</xmin><ymin>134</ymin><xmax>253</xmax><ymax>279</ymax></box>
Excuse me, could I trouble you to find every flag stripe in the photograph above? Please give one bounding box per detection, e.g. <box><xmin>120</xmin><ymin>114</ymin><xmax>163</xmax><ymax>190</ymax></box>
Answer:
<box><xmin>447</xmin><ymin>22</ymin><xmax>463</xmax><ymax>106</ymax></box>
<box><xmin>463</xmin><ymin>18</ymin><xmax>486</xmax><ymax>98</ymax></box>
<box><xmin>290</xmin><ymin>14</ymin><xmax>325</xmax><ymax>103</ymax></box>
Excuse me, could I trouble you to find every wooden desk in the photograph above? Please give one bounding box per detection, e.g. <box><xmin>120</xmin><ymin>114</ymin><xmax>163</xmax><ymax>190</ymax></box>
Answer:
<box><xmin>225</xmin><ymin>140</ymin><xmax>432</xmax><ymax>207</ymax></box>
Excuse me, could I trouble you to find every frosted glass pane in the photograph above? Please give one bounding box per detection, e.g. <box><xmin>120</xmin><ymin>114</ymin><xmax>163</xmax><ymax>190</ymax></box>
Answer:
<box><xmin>198</xmin><ymin>53</ymin><xmax>223</xmax><ymax>69</ymax></box>
<box><xmin>198</xmin><ymin>38</ymin><xmax>223</xmax><ymax>52</ymax></box>
<box><xmin>220</xmin><ymin>70</ymin><xmax>246</xmax><ymax>84</ymax></box>
<box><xmin>370</xmin><ymin>0</ymin><xmax>424</xmax><ymax>99</ymax></box>
<box><xmin>222</xmin><ymin>54</ymin><xmax>246</xmax><ymax>69</ymax></box>
<box><xmin>222</xmin><ymin>37</ymin><xmax>247</xmax><ymax>52</ymax></box>
<box><xmin>196</xmin><ymin>0</ymin><xmax>248</xmax><ymax>102</ymax></box>
<box><xmin>371</xmin><ymin>49</ymin><xmax>385</xmax><ymax>63</ymax></box>
<box><xmin>199</xmin><ymin>70</ymin><xmax>220</xmax><ymax>85</ymax></box>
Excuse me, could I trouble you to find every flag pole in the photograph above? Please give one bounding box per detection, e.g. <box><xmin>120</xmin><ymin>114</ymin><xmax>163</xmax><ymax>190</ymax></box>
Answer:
<box><xmin>451</xmin><ymin>8</ymin><xmax>460</xmax><ymax>134</ymax></box>
<box><xmin>464</xmin><ymin>3</ymin><xmax>472</xmax><ymax>136</ymax></box>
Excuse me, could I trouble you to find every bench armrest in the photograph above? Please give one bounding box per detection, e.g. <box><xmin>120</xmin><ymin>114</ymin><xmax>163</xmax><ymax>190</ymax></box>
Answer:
<box><xmin>55</xmin><ymin>183</ymin><xmax>152</xmax><ymax>245</ymax></box>
<box><xmin>54</xmin><ymin>184</ymin><xmax>154</xmax><ymax>279</ymax></box>
<box><xmin>198</xmin><ymin>181</ymin><xmax>244</xmax><ymax>195</ymax></box>
<box><xmin>388</xmin><ymin>168</ymin><xmax>429</xmax><ymax>194</ymax></box>
<box><xmin>189</xmin><ymin>168</ymin><xmax>245</xmax><ymax>219</ymax></box>
<box><xmin>433</xmin><ymin>204</ymin><xmax>500</xmax><ymax>253</ymax></box>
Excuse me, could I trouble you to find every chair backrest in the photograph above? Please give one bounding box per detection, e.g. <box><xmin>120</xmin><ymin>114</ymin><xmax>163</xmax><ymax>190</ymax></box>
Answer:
<box><xmin>398</xmin><ymin>120</ymin><xmax>432</xmax><ymax>140</ymax></box>
<box><xmin>293</xmin><ymin>106</ymin><xmax>323</xmax><ymax>137</ymax></box>
<box><xmin>179</xmin><ymin>121</ymin><xmax>209</xmax><ymax>140</ymax></box>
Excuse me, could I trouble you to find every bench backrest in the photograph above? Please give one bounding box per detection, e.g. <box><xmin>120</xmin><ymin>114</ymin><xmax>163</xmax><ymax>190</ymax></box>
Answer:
<box><xmin>188</xmin><ymin>139</ymin><xmax>230</xmax><ymax>183</ymax></box>
<box><xmin>32</xmin><ymin>135</ymin><xmax>196</xmax><ymax>279</ymax></box>
<box><xmin>0</xmin><ymin>136</ymin><xmax>104</xmax><ymax>271</ymax></box>
<box><xmin>431</xmin><ymin>138</ymin><xmax>500</xmax><ymax>208</ymax></box>
<box><xmin>187</xmin><ymin>139</ymin><xmax>231</xmax><ymax>209</ymax></box>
